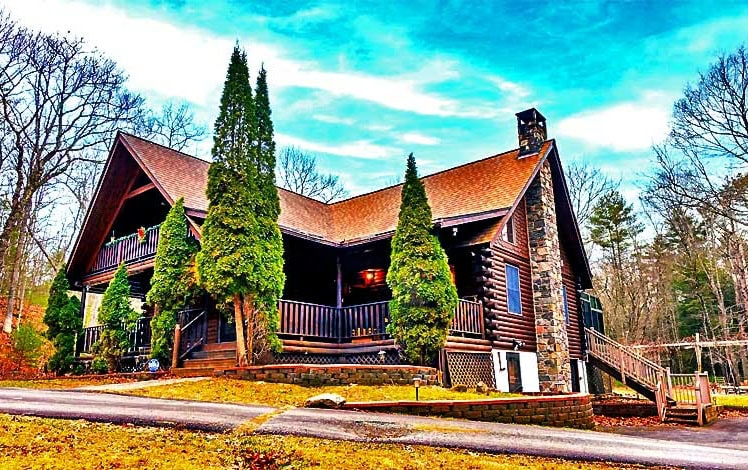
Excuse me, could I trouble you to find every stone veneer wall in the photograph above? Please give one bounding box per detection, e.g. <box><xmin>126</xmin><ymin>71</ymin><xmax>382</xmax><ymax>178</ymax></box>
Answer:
<box><xmin>342</xmin><ymin>393</ymin><xmax>594</xmax><ymax>429</ymax></box>
<box><xmin>525</xmin><ymin>160</ymin><xmax>571</xmax><ymax>392</ymax></box>
<box><xmin>218</xmin><ymin>364</ymin><xmax>438</xmax><ymax>386</ymax></box>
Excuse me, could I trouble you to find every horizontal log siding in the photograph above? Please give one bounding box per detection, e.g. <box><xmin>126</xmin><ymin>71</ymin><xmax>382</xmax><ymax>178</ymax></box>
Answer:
<box><xmin>561</xmin><ymin>241</ymin><xmax>584</xmax><ymax>359</ymax></box>
<box><xmin>481</xmin><ymin>198</ymin><xmax>536</xmax><ymax>352</ymax></box>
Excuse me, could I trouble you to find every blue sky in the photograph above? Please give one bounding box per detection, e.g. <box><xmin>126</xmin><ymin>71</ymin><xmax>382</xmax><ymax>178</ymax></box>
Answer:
<box><xmin>5</xmin><ymin>0</ymin><xmax>748</xmax><ymax>199</ymax></box>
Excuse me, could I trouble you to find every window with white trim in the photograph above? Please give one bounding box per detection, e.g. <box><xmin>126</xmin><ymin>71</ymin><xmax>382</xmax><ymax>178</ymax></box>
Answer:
<box><xmin>505</xmin><ymin>264</ymin><xmax>521</xmax><ymax>314</ymax></box>
<box><xmin>501</xmin><ymin>215</ymin><xmax>515</xmax><ymax>244</ymax></box>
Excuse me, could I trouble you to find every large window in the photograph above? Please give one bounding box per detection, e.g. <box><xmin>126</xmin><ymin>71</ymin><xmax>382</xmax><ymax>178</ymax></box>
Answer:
<box><xmin>505</xmin><ymin>264</ymin><xmax>521</xmax><ymax>314</ymax></box>
<box><xmin>562</xmin><ymin>285</ymin><xmax>570</xmax><ymax>324</ymax></box>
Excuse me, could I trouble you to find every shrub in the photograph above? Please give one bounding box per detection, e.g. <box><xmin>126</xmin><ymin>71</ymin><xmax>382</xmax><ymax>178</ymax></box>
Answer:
<box><xmin>94</xmin><ymin>263</ymin><xmax>138</xmax><ymax>372</ymax></box>
<box><xmin>90</xmin><ymin>357</ymin><xmax>109</xmax><ymax>375</ymax></box>
<box><xmin>10</xmin><ymin>324</ymin><xmax>45</xmax><ymax>371</ymax></box>
<box><xmin>43</xmin><ymin>267</ymin><xmax>83</xmax><ymax>375</ymax></box>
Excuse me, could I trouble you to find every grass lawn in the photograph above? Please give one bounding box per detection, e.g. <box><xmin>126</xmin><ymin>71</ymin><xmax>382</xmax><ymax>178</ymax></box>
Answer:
<box><xmin>0</xmin><ymin>376</ymin><xmax>141</xmax><ymax>389</ymax></box>
<box><xmin>714</xmin><ymin>394</ymin><xmax>748</xmax><ymax>409</ymax></box>
<box><xmin>121</xmin><ymin>377</ymin><xmax>521</xmax><ymax>407</ymax></box>
<box><xmin>0</xmin><ymin>414</ymin><xmax>653</xmax><ymax>469</ymax></box>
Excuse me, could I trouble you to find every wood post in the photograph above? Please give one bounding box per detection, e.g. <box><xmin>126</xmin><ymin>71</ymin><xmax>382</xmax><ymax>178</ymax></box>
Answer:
<box><xmin>171</xmin><ymin>324</ymin><xmax>181</xmax><ymax>369</ymax></box>
<box><xmin>336</xmin><ymin>256</ymin><xmax>343</xmax><ymax>309</ymax></box>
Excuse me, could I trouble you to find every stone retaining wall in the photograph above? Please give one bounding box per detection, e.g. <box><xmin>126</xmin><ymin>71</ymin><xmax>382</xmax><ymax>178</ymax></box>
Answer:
<box><xmin>342</xmin><ymin>393</ymin><xmax>594</xmax><ymax>429</ymax></box>
<box><xmin>219</xmin><ymin>364</ymin><xmax>438</xmax><ymax>386</ymax></box>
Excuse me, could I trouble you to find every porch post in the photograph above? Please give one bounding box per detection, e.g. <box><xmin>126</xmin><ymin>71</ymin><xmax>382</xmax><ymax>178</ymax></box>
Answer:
<box><xmin>336</xmin><ymin>255</ymin><xmax>343</xmax><ymax>309</ymax></box>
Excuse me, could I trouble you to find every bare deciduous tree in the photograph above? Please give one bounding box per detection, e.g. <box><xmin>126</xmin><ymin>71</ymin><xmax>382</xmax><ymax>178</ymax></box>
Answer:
<box><xmin>139</xmin><ymin>101</ymin><xmax>206</xmax><ymax>152</ymax></box>
<box><xmin>277</xmin><ymin>146</ymin><xmax>348</xmax><ymax>202</ymax></box>
<box><xmin>0</xmin><ymin>13</ymin><xmax>143</xmax><ymax>332</ymax></box>
<box><xmin>566</xmin><ymin>161</ymin><xmax>619</xmax><ymax>229</ymax></box>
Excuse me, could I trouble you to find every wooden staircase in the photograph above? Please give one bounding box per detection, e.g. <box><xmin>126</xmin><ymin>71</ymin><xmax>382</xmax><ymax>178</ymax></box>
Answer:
<box><xmin>585</xmin><ymin>328</ymin><xmax>716</xmax><ymax>426</ymax></box>
<box><xmin>173</xmin><ymin>342</ymin><xmax>237</xmax><ymax>377</ymax></box>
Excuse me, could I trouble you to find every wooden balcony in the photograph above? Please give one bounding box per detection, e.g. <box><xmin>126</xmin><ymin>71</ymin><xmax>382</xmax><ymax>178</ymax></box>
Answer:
<box><xmin>91</xmin><ymin>224</ymin><xmax>161</xmax><ymax>273</ymax></box>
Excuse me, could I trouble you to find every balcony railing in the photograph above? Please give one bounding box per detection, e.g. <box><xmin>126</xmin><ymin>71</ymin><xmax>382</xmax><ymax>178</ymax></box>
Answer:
<box><xmin>91</xmin><ymin>224</ymin><xmax>161</xmax><ymax>273</ymax></box>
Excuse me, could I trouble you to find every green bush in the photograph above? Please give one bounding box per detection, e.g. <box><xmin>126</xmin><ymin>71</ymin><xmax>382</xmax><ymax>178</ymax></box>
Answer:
<box><xmin>90</xmin><ymin>357</ymin><xmax>109</xmax><ymax>375</ymax></box>
<box><xmin>94</xmin><ymin>263</ymin><xmax>138</xmax><ymax>372</ymax></box>
<box><xmin>11</xmin><ymin>324</ymin><xmax>45</xmax><ymax>371</ymax></box>
<box><xmin>43</xmin><ymin>267</ymin><xmax>83</xmax><ymax>375</ymax></box>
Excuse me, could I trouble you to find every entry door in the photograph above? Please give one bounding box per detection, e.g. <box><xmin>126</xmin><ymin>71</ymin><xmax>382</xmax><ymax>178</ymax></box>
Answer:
<box><xmin>506</xmin><ymin>353</ymin><xmax>523</xmax><ymax>393</ymax></box>
<box><xmin>218</xmin><ymin>314</ymin><xmax>237</xmax><ymax>343</ymax></box>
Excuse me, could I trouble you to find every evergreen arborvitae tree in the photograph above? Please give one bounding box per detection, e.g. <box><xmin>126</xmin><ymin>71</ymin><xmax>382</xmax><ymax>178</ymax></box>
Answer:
<box><xmin>43</xmin><ymin>267</ymin><xmax>82</xmax><ymax>374</ymax></box>
<box><xmin>147</xmin><ymin>197</ymin><xmax>198</xmax><ymax>366</ymax></box>
<box><xmin>197</xmin><ymin>46</ymin><xmax>284</xmax><ymax>366</ymax></box>
<box><xmin>387</xmin><ymin>153</ymin><xmax>458</xmax><ymax>365</ymax></box>
<box><xmin>94</xmin><ymin>263</ymin><xmax>138</xmax><ymax>372</ymax></box>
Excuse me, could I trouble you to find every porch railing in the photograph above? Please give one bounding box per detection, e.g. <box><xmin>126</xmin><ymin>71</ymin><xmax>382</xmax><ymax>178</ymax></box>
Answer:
<box><xmin>77</xmin><ymin>318</ymin><xmax>152</xmax><ymax>356</ymax></box>
<box><xmin>278</xmin><ymin>298</ymin><xmax>483</xmax><ymax>341</ymax></box>
<box><xmin>91</xmin><ymin>224</ymin><xmax>161</xmax><ymax>273</ymax></box>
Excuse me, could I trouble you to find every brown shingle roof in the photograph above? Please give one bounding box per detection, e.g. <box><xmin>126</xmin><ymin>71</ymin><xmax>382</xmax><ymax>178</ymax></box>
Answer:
<box><xmin>119</xmin><ymin>133</ymin><xmax>550</xmax><ymax>245</ymax></box>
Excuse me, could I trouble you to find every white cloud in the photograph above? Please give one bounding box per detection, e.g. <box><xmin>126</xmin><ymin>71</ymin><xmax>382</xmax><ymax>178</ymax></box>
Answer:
<box><xmin>557</xmin><ymin>100</ymin><xmax>670</xmax><ymax>151</ymax></box>
<box><xmin>398</xmin><ymin>132</ymin><xmax>440</xmax><ymax>146</ymax></box>
<box><xmin>2</xmin><ymin>0</ymin><xmax>506</xmax><ymax>119</ymax></box>
<box><xmin>312</xmin><ymin>114</ymin><xmax>355</xmax><ymax>125</ymax></box>
<box><xmin>276</xmin><ymin>133</ymin><xmax>400</xmax><ymax>159</ymax></box>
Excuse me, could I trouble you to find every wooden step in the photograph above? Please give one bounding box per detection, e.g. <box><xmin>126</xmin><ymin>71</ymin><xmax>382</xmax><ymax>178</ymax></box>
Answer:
<box><xmin>201</xmin><ymin>342</ymin><xmax>237</xmax><ymax>352</ymax></box>
<box><xmin>664</xmin><ymin>406</ymin><xmax>699</xmax><ymax>425</ymax></box>
<box><xmin>189</xmin><ymin>349</ymin><xmax>236</xmax><ymax>360</ymax></box>
<box><xmin>181</xmin><ymin>357</ymin><xmax>237</xmax><ymax>369</ymax></box>
<box><xmin>172</xmin><ymin>367</ymin><xmax>216</xmax><ymax>378</ymax></box>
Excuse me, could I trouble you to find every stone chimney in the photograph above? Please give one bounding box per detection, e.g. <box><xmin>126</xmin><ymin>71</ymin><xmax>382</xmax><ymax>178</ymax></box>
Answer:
<box><xmin>516</xmin><ymin>108</ymin><xmax>547</xmax><ymax>156</ymax></box>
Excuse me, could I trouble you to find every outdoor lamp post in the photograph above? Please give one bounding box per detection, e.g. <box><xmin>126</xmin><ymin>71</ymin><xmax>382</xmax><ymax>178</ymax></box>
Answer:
<box><xmin>378</xmin><ymin>350</ymin><xmax>386</xmax><ymax>363</ymax></box>
<box><xmin>413</xmin><ymin>377</ymin><xmax>422</xmax><ymax>401</ymax></box>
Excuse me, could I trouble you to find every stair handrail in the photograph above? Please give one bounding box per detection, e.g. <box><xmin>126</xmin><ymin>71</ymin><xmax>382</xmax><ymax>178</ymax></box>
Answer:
<box><xmin>178</xmin><ymin>309</ymin><xmax>207</xmax><ymax>361</ymax></box>
<box><xmin>585</xmin><ymin>327</ymin><xmax>670</xmax><ymax>395</ymax></box>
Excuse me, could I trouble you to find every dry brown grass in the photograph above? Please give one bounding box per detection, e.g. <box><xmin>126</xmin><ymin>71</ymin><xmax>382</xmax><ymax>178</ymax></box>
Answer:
<box><xmin>0</xmin><ymin>414</ymin><xmax>656</xmax><ymax>469</ymax></box>
<box><xmin>121</xmin><ymin>377</ymin><xmax>520</xmax><ymax>407</ymax></box>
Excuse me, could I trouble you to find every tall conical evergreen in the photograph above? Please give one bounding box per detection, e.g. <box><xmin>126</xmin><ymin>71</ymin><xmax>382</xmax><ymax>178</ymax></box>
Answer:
<box><xmin>94</xmin><ymin>263</ymin><xmax>138</xmax><ymax>372</ymax></box>
<box><xmin>387</xmin><ymin>154</ymin><xmax>458</xmax><ymax>365</ymax></box>
<box><xmin>43</xmin><ymin>266</ymin><xmax>82</xmax><ymax>374</ymax></box>
<box><xmin>147</xmin><ymin>197</ymin><xmax>198</xmax><ymax>366</ymax></box>
<box><xmin>197</xmin><ymin>45</ymin><xmax>284</xmax><ymax>366</ymax></box>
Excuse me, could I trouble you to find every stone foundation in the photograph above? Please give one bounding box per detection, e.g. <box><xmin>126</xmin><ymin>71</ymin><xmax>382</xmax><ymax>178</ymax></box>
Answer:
<box><xmin>218</xmin><ymin>364</ymin><xmax>438</xmax><ymax>386</ymax></box>
<box><xmin>342</xmin><ymin>393</ymin><xmax>594</xmax><ymax>429</ymax></box>
<box><xmin>526</xmin><ymin>160</ymin><xmax>571</xmax><ymax>392</ymax></box>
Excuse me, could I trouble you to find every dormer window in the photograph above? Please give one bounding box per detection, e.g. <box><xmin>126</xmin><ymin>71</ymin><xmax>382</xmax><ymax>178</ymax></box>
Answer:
<box><xmin>501</xmin><ymin>216</ymin><xmax>515</xmax><ymax>244</ymax></box>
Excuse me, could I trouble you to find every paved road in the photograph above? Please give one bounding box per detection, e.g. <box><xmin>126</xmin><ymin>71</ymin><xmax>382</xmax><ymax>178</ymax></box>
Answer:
<box><xmin>0</xmin><ymin>387</ymin><xmax>273</xmax><ymax>432</ymax></box>
<box><xmin>2</xmin><ymin>387</ymin><xmax>747</xmax><ymax>469</ymax></box>
<box><xmin>603</xmin><ymin>416</ymin><xmax>748</xmax><ymax>451</ymax></box>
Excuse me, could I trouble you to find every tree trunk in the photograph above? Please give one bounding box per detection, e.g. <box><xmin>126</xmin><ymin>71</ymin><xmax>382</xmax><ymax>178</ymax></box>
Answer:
<box><xmin>233</xmin><ymin>294</ymin><xmax>249</xmax><ymax>367</ymax></box>
<box><xmin>243</xmin><ymin>295</ymin><xmax>255</xmax><ymax>365</ymax></box>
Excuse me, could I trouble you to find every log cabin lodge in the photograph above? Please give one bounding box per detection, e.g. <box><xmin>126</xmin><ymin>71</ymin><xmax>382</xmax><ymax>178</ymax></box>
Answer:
<box><xmin>67</xmin><ymin>108</ymin><xmax>605</xmax><ymax>393</ymax></box>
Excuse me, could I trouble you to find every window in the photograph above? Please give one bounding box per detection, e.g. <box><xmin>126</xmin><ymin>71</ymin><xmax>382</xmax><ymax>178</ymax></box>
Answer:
<box><xmin>505</xmin><ymin>264</ymin><xmax>521</xmax><ymax>314</ymax></box>
<box><xmin>501</xmin><ymin>216</ymin><xmax>515</xmax><ymax>244</ymax></box>
<box><xmin>562</xmin><ymin>285</ymin><xmax>570</xmax><ymax>324</ymax></box>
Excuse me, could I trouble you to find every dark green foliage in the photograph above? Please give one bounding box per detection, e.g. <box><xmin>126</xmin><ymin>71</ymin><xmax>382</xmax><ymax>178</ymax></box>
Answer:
<box><xmin>589</xmin><ymin>190</ymin><xmax>643</xmax><ymax>265</ymax></box>
<box><xmin>387</xmin><ymin>154</ymin><xmax>458</xmax><ymax>365</ymax></box>
<box><xmin>43</xmin><ymin>267</ymin><xmax>83</xmax><ymax>375</ymax></box>
<box><xmin>147</xmin><ymin>198</ymin><xmax>198</xmax><ymax>366</ymax></box>
<box><xmin>10</xmin><ymin>324</ymin><xmax>45</xmax><ymax>370</ymax></box>
<box><xmin>197</xmin><ymin>45</ymin><xmax>284</xmax><ymax>358</ymax></box>
<box><xmin>94</xmin><ymin>263</ymin><xmax>138</xmax><ymax>372</ymax></box>
<box><xmin>90</xmin><ymin>357</ymin><xmax>109</xmax><ymax>375</ymax></box>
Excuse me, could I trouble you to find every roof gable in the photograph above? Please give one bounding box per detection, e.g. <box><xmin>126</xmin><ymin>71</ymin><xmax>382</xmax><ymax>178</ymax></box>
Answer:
<box><xmin>117</xmin><ymin>133</ymin><xmax>549</xmax><ymax>244</ymax></box>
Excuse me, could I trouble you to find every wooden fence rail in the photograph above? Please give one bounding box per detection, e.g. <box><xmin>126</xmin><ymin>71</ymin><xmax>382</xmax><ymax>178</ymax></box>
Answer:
<box><xmin>92</xmin><ymin>224</ymin><xmax>161</xmax><ymax>273</ymax></box>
